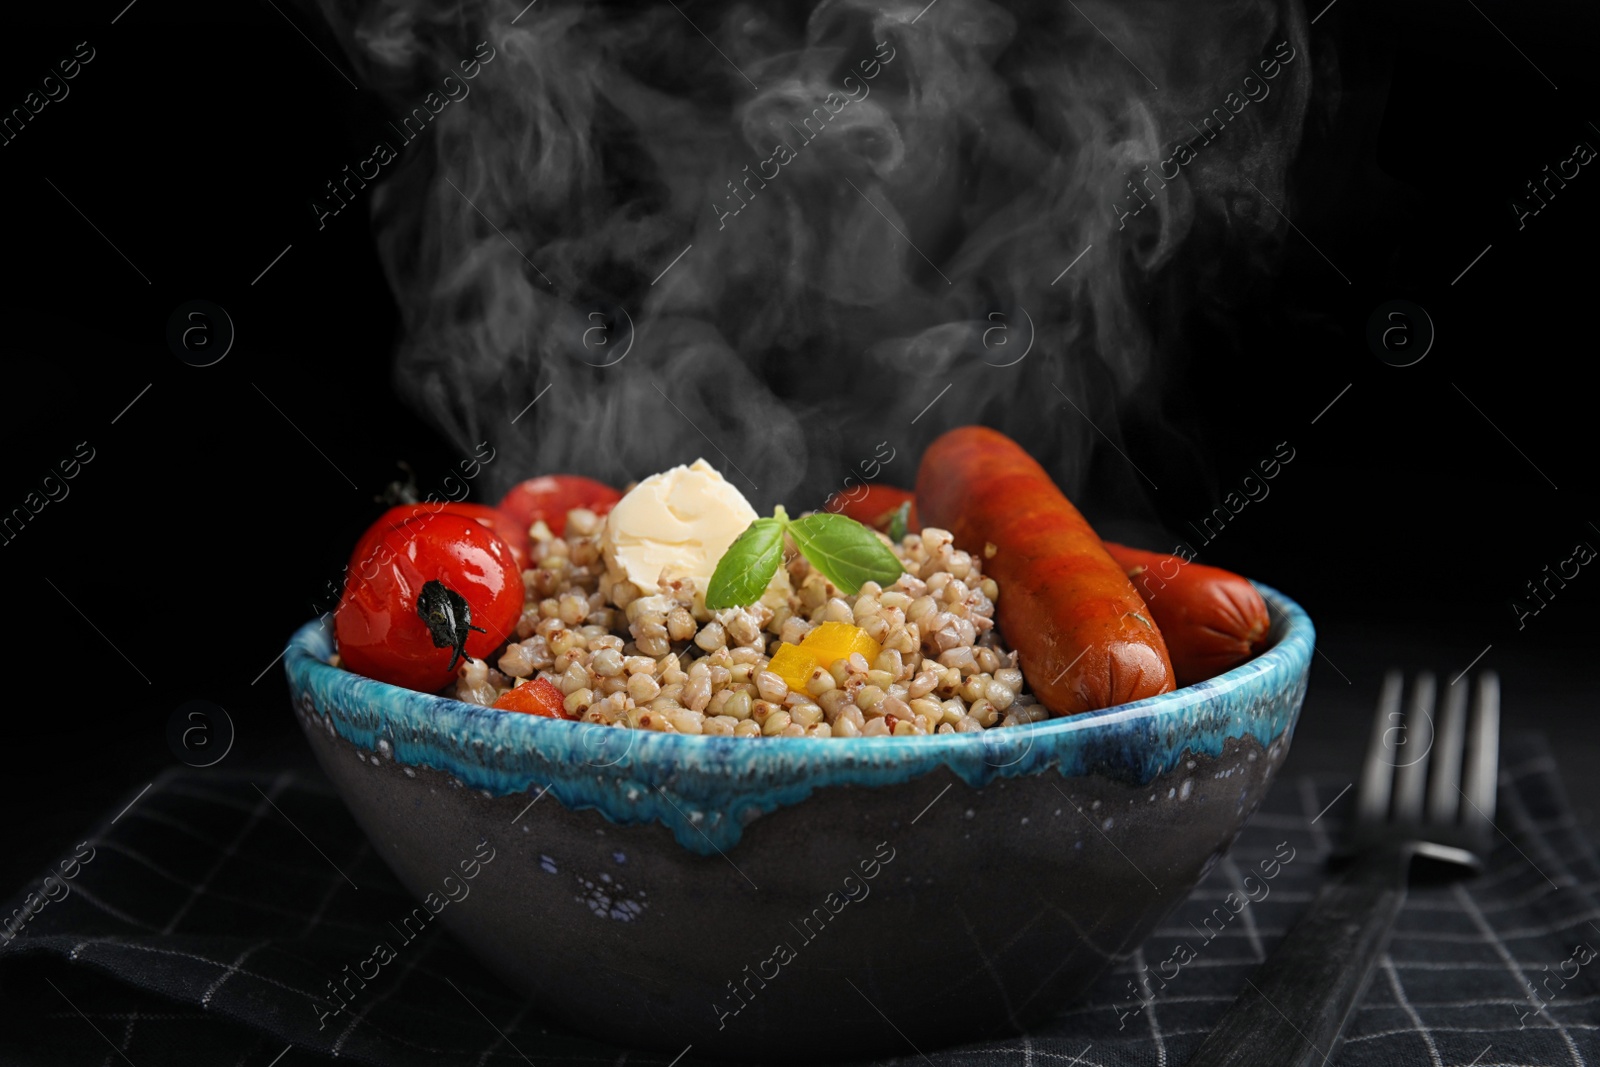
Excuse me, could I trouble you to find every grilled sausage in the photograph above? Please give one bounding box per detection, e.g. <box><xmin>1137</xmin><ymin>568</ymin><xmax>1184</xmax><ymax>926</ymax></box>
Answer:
<box><xmin>1104</xmin><ymin>543</ymin><xmax>1270</xmax><ymax>686</ymax></box>
<box><xmin>916</xmin><ymin>426</ymin><xmax>1176</xmax><ymax>715</ymax></box>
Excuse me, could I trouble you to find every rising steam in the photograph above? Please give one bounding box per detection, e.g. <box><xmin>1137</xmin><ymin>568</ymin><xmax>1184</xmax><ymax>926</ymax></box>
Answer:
<box><xmin>317</xmin><ymin>0</ymin><xmax>1311</xmax><ymax>509</ymax></box>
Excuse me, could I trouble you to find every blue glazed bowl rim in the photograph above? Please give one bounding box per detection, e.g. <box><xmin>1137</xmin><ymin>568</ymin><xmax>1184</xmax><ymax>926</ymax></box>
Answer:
<box><xmin>286</xmin><ymin>582</ymin><xmax>1310</xmax><ymax>754</ymax></box>
<box><xmin>284</xmin><ymin>582</ymin><xmax>1313</xmax><ymax>854</ymax></box>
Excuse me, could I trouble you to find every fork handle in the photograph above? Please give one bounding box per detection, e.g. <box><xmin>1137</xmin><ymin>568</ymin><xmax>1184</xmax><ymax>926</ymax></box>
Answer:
<box><xmin>1183</xmin><ymin>847</ymin><xmax>1410</xmax><ymax>1067</ymax></box>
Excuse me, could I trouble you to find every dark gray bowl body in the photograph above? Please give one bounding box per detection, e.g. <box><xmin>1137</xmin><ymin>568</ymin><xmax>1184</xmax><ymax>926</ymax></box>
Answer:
<box><xmin>286</xmin><ymin>584</ymin><xmax>1313</xmax><ymax>1061</ymax></box>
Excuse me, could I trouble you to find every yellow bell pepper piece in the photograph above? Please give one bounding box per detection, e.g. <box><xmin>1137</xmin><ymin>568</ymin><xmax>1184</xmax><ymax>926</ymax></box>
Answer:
<box><xmin>799</xmin><ymin>621</ymin><xmax>882</xmax><ymax>670</ymax></box>
<box><xmin>767</xmin><ymin>642</ymin><xmax>819</xmax><ymax>693</ymax></box>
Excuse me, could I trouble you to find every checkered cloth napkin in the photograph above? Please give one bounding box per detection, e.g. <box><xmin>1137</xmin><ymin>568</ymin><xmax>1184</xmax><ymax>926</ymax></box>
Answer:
<box><xmin>2</xmin><ymin>733</ymin><xmax>1595</xmax><ymax>1067</ymax></box>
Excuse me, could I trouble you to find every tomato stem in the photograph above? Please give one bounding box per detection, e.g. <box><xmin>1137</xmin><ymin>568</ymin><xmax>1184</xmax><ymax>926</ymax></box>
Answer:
<box><xmin>417</xmin><ymin>579</ymin><xmax>486</xmax><ymax>670</ymax></box>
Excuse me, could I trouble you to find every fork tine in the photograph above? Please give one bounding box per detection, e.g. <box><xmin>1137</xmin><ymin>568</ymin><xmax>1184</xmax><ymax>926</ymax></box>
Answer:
<box><xmin>1427</xmin><ymin>675</ymin><xmax>1470</xmax><ymax>825</ymax></box>
<box><xmin>1356</xmin><ymin>670</ymin><xmax>1404</xmax><ymax>823</ymax></box>
<box><xmin>1391</xmin><ymin>673</ymin><xmax>1436</xmax><ymax>823</ymax></box>
<box><xmin>1460</xmin><ymin>671</ymin><xmax>1501</xmax><ymax>832</ymax></box>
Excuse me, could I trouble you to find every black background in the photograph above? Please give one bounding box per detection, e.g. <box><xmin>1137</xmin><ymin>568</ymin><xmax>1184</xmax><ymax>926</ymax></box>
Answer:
<box><xmin>2</xmin><ymin>0</ymin><xmax>1596</xmax><ymax>902</ymax></box>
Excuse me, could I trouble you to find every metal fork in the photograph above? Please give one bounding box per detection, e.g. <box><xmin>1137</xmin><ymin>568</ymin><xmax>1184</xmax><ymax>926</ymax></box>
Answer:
<box><xmin>1184</xmin><ymin>670</ymin><xmax>1500</xmax><ymax>1067</ymax></box>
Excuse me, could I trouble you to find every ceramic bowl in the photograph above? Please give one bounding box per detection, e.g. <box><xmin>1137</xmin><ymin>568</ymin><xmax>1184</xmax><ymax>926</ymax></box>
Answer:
<box><xmin>284</xmin><ymin>582</ymin><xmax>1313</xmax><ymax>1061</ymax></box>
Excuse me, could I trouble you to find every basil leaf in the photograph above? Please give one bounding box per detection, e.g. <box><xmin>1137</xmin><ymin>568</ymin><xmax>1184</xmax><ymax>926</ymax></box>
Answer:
<box><xmin>786</xmin><ymin>512</ymin><xmax>904</xmax><ymax>595</ymax></box>
<box><xmin>886</xmin><ymin>500</ymin><xmax>910</xmax><ymax>543</ymax></box>
<box><xmin>705</xmin><ymin>517</ymin><xmax>787</xmax><ymax>609</ymax></box>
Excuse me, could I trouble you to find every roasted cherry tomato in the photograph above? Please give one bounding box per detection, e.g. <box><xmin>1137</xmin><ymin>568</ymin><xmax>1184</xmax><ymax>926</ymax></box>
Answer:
<box><xmin>349</xmin><ymin>503</ymin><xmax>528</xmax><ymax>576</ymax></box>
<box><xmin>492</xmin><ymin>676</ymin><xmax>573</xmax><ymax>719</ymax></box>
<box><xmin>497</xmin><ymin>475</ymin><xmax>621</xmax><ymax>542</ymax></box>
<box><xmin>335</xmin><ymin>512</ymin><xmax>523</xmax><ymax>693</ymax></box>
<box><xmin>824</xmin><ymin>484</ymin><xmax>918</xmax><ymax>533</ymax></box>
